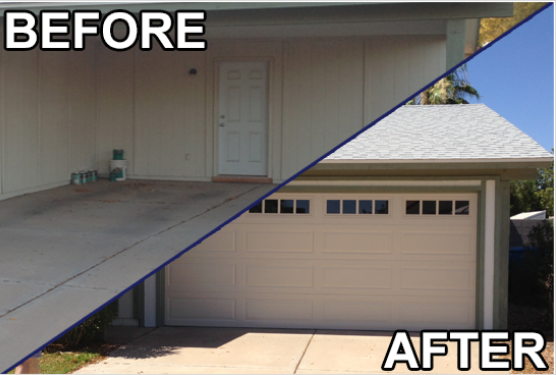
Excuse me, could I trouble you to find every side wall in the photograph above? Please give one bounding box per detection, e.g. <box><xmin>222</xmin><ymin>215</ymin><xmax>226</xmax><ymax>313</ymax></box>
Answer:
<box><xmin>0</xmin><ymin>33</ymin><xmax>97</xmax><ymax>200</ymax></box>
<box><xmin>0</xmin><ymin>34</ymin><xmax>446</xmax><ymax>199</ymax></box>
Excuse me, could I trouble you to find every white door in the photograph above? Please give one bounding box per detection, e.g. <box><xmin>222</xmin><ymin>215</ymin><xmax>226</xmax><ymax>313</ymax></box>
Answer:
<box><xmin>166</xmin><ymin>193</ymin><xmax>477</xmax><ymax>331</ymax></box>
<box><xmin>218</xmin><ymin>62</ymin><xmax>268</xmax><ymax>176</ymax></box>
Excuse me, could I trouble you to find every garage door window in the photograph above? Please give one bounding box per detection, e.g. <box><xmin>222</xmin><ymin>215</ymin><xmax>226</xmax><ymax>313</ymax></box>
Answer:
<box><xmin>249</xmin><ymin>199</ymin><xmax>311</xmax><ymax>214</ymax></box>
<box><xmin>326</xmin><ymin>199</ymin><xmax>389</xmax><ymax>215</ymax></box>
<box><xmin>405</xmin><ymin>200</ymin><xmax>469</xmax><ymax>216</ymax></box>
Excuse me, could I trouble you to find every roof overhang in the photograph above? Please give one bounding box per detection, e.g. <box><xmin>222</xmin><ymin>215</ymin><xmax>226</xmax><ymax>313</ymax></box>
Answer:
<box><xmin>303</xmin><ymin>157</ymin><xmax>553</xmax><ymax>181</ymax></box>
<box><xmin>320</xmin><ymin>157</ymin><xmax>554</xmax><ymax>165</ymax></box>
<box><xmin>0</xmin><ymin>2</ymin><xmax>514</xmax><ymax>26</ymax></box>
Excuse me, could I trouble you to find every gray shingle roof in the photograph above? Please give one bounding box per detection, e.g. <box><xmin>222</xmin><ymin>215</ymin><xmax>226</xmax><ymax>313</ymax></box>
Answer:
<box><xmin>325</xmin><ymin>104</ymin><xmax>553</xmax><ymax>162</ymax></box>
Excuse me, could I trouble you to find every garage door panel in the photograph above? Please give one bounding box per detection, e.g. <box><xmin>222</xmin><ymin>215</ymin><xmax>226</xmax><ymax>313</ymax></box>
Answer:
<box><xmin>323</xmin><ymin>300</ymin><xmax>392</xmax><ymax>324</ymax></box>
<box><xmin>168</xmin><ymin>263</ymin><xmax>237</xmax><ymax>288</ymax></box>
<box><xmin>245</xmin><ymin>299</ymin><xmax>313</xmax><ymax>322</ymax></box>
<box><xmin>400</xmin><ymin>264</ymin><xmax>474</xmax><ymax>293</ymax></box>
<box><xmin>166</xmin><ymin>193</ymin><xmax>478</xmax><ymax>330</ymax></box>
<box><xmin>322</xmin><ymin>266</ymin><xmax>392</xmax><ymax>290</ymax></box>
<box><xmin>322</xmin><ymin>230</ymin><xmax>393</xmax><ymax>254</ymax></box>
<box><xmin>400</xmin><ymin>230</ymin><xmax>475</xmax><ymax>256</ymax></box>
<box><xmin>185</xmin><ymin>229</ymin><xmax>237</xmax><ymax>255</ymax></box>
<box><xmin>399</xmin><ymin>297</ymin><xmax>475</xmax><ymax>329</ymax></box>
<box><xmin>167</xmin><ymin>297</ymin><xmax>236</xmax><ymax>322</ymax></box>
<box><xmin>245</xmin><ymin>230</ymin><xmax>314</xmax><ymax>253</ymax></box>
<box><xmin>245</xmin><ymin>265</ymin><xmax>314</xmax><ymax>288</ymax></box>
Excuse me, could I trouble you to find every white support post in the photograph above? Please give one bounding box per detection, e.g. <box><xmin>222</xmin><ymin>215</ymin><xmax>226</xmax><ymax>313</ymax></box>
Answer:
<box><xmin>483</xmin><ymin>180</ymin><xmax>496</xmax><ymax>329</ymax></box>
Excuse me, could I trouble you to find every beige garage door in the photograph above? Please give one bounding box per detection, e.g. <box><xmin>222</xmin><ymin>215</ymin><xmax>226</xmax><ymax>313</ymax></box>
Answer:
<box><xmin>165</xmin><ymin>193</ymin><xmax>477</xmax><ymax>330</ymax></box>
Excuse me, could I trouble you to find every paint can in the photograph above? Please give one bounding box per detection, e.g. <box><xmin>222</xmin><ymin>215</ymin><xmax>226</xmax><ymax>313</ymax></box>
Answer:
<box><xmin>71</xmin><ymin>173</ymin><xmax>81</xmax><ymax>185</ymax></box>
<box><xmin>113</xmin><ymin>149</ymin><xmax>124</xmax><ymax>160</ymax></box>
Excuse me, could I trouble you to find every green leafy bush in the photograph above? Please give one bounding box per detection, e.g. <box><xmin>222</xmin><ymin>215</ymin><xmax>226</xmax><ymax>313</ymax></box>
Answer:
<box><xmin>56</xmin><ymin>303</ymin><xmax>118</xmax><ymax>348</ymax></box>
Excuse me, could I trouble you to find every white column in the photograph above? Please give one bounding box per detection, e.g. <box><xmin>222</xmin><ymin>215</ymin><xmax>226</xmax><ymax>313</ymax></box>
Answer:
<box><xmin>483</xmin><ymin>180</ymin><xmax>496</xmax><ymax>329</ymax></box>
<box><xmin>144</xmin><ymin>274</ymin><xmax>157</xmax><ymax>327</ymax></box>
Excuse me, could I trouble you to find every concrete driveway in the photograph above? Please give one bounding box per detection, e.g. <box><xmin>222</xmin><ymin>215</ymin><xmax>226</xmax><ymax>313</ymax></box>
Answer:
<box><xmin>75</xmin><ymin>327</ymin><xmax>506</xmax><ymax>374</ymax></box>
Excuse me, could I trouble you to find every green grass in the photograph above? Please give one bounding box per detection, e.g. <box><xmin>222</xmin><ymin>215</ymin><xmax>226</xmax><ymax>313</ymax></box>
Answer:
<box><xmin>8</xmin><ymin>344</ymin><xmax>117</xmax><ymax>374</ymax></box>
<box><xmin>39</xmin><ymin>351</ymin><xmax>103</xmax><ymax>374</ymax></box>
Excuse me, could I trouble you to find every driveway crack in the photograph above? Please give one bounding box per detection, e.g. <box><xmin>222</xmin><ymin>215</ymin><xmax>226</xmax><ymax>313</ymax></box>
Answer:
<box><xmin>294</xmin><ymin>330</ymin><xmax>316</xmax><ymax>374</ymax></box>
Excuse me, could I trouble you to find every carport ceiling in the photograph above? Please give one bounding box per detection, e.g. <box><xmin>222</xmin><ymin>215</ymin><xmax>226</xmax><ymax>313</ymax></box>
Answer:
<box><xmin>0</xmin><ymin>180</ymin><xmax>276</xmax><ymax>373</ymax></box>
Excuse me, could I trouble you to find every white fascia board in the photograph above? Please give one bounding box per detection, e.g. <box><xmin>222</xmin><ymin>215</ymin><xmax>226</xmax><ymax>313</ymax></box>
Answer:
<box><xmin>288</xmin><ymin>180</ymin><xmax>482</xmax><ymax>187</ymax></box>
<box><xmin>320</xmin><ymin>157</ymin><xmax>555</xmax><ymax>164</ymax></box>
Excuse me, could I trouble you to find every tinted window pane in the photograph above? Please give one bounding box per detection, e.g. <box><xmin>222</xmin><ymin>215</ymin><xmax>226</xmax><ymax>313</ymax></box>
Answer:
<box><xmin>439</xmin><ymin>200</ymin><xmax>453</xmax><ymax>215</ymax></box>
<box><xmin>343</xmin><ymin>200</ymin><xmax>356</xmax><ymax>214</ymax></box>
<box><xmin>422</xmin><ymin>200</ymin><xmax>436</xmax><ymax>215</ymax></box>
<box><xmin>359</xmin><ymin>200</ymin><xmax>373</xmax><ymax>214</ymax></box>
<box><xmin>280</xmin><ymin>199</ymin><xmax>294</xmax><ymax>214</ymax></box>
<box><xmin>296</xmin><ymin>200</ymin><xmax>310</xmax><ymax>214</ymax></box>
<box><xmin>249</xmin><ymin>201</ymin><xmax>262</xmax><ymax>213</ymax></box>
<box><xmin>265</xmin><ymin>199</ymin><xmax>278</xmax><ymax>213</ymax></box>
<box><xmin>455</xmin><ymin>200</ymin><xmax>470</xmax><ymax>215</ymax></box>
<box><xmin>406</xmin><ymin>200</ymin><xmax>420</xmax><ymax>215</ymax></box>
<box><xmin>375</xmin><ymin>200</ymin><xmax>389</xmax><ymax>214</ymax></box>
<box><xmin>327</xmin><ymin>200</ymin><xmax>341</xmax><ymax>214</ymax></box>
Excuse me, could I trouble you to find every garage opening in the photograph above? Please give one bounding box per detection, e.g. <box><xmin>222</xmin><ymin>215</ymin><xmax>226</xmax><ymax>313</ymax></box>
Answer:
<box><xmin>165</xmin><ymin>192</ymin><xmax>477</xmax><ymax>330</ymax></box>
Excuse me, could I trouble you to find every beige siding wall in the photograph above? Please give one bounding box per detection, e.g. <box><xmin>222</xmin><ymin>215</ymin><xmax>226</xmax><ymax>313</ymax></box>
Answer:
<box><xmin>0</xmin><ymin>34</ymin><xmax>446</xmax><ymax>199</ymax></box>
<box><xmin>364</xmin><ymin>36</ymin><xmax>446</xmax><ymax>125</ymax></box>
<box><xmin>281</xmin><ymin>36</ymin><xmax>446</xmax><ymax>179</ymax></box>
<box><xmin>96</xmin><ymin>49</ymin><xmax>135</xmax><ymax>175</ymax></box>
<box><xmin>0</xmin><ymin>37</ymin><xmax>97</xmax><ymax>199</ymax></box>
<box><xmin>134</xmin><ymin>48</ymin><xmax>207</xmax><ymax>179</ymax></box>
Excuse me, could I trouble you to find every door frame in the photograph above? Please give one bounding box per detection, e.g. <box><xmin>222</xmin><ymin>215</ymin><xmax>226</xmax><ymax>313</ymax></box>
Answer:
<box><xmin>212</xmin><ymin>57</ymin><xmax>273</xmax><ymax>178</ymax></box>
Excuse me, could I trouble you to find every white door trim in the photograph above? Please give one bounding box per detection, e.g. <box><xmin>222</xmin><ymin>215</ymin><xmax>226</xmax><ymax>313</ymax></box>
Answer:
<box><xmin>215</xmin><ymin>59</ymin><xmax>271</xmax><ymax>177</ymax></box>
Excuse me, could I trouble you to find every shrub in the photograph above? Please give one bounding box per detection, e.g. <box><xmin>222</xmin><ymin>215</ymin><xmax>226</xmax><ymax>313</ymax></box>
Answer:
<box><xmin>56</xmin><ymin>303</ymin><xmax>118</xmax><ymax>348</ymax></box>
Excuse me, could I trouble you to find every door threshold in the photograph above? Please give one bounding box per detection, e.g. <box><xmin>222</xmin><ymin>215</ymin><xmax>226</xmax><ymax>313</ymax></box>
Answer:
<box><xmin>212</xmin><ymin>175</ymin><xmax>273</xmax><ymax>184</ymax></box>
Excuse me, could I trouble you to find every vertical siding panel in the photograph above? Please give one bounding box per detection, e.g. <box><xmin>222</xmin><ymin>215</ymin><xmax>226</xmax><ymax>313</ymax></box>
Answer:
<box><xmin>322</xmin><ymin>40</ymin><xmax>340</xmax><ymax>152</ymax></box>
<box><xmin>176</xmin><ymin>51</ymin><xmax>206</xmax><ymax>178</ymax></box>
<box><xmin>282</xmin><ymin>39</ymin><xmax>365</xmax><ymax>179</ymax></box>
<box><xmin>39</xmin><ymin>52</ymin><xmax>69</xmax><ymax>184</ymax></box>
<box><xmin>68</xmin><ymin>47</ymin><xmax>97</xmax><ymax>174</ymax></box>
<box><xmin>364</xmin><ymin>39</ymin><xmax>381</xmax><ymax>125</ymax></box>
<box><xmin>136</xmin><ymin>48</ymin><xmax>164</xmax><ymax>176</ymax></box>
<box><xmin>3</xmin><ymin>50</ymin><xmax>40</xmax><ymax>193</ymax></box>
<box><xmin>408</xmin><ymin>38</ymin><xmax>426</xmax><ymax>100</ymax></box>
<box><xmin>338</xmin><ymin>40</ymin><xmax>364</xmax><ymax>138</ymax></box>
<box><xmin>393</xmin><ymin>39</ymin><xmax>410</xmax><ymax>106</ymax></box>
<box><xmin>96</xmin><ymin>49</ymin><xmax>134</xmax><ymax>175</ymax></box>
<box><xmin>135</xmin><ymin>48</ymin><xmax>206</xmax><ymax>179</ymax></box>
<box><xmin>282</xmin><ymin>40</ymin><xmax>310</xmax><ymax>179</ymax></box>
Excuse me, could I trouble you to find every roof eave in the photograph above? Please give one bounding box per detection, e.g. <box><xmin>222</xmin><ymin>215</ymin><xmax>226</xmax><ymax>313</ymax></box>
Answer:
<box><xmin>320</xmin><ymin>157</ymin><xmax>554</xmax><ymax>166</ymax></box>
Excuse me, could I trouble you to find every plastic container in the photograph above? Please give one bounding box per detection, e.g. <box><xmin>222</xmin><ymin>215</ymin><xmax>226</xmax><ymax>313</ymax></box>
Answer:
<box><xmin>109</xmin><ymin>160</ymin><xmax>128</xmax><ymax>181</ymax></box>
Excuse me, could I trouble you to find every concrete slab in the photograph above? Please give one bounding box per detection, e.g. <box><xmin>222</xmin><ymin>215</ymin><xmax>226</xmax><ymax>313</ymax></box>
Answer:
<box><xmin>104</xmin><ymin>327</ymin><xmax>156</xmax><ymax>345</ymax></box>
<box><xmin>75</xmin><ymin>328</ymin><xmax>509</xmax><ymax>374</ymax></box>
<box><xmin>298</xmin><ymin>330</ymin><xmax>508</xmax><ymax>374</ymax></box>
<box><xmin>0</xmin><ymin>180</ymin><xmax>276</xmax><ymax>372</ymax></box>
<box><xmin>76</xmin><ymin>327</ymin><xmax>314</xmax><ymax>374</ymax></box>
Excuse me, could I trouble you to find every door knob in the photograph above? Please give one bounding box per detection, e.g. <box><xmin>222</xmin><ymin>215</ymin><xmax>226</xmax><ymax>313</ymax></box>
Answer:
<box><xmin>219</xmin><ymin>122</ymin><xmax>225</xmax><ymax>127</ymax></box>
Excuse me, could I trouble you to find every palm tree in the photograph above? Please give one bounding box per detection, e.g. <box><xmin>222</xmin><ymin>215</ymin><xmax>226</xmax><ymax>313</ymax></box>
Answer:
<box><xmin>407</xmin><ymin>65</ymin><xmax>480</xmax><ymax>105</ymax></box>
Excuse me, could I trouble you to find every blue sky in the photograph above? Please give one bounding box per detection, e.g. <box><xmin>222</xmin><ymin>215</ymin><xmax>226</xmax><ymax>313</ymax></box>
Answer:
<box><xmin>467</xmin><ymin>4</ymin><xmax>554</xmax><ymax>152</ymax></box>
